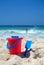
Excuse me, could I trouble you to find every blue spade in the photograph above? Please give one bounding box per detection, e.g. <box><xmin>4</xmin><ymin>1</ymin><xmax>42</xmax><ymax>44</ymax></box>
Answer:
<box><xmin>24</xmin><ymin>40</ymin><xmax>32</xmax><ymax>57</ymax></box>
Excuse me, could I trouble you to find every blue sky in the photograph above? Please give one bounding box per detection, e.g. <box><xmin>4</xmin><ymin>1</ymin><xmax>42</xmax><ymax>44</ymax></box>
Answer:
<box><xmin>0</xmin><ymin>0</ymin><xmax>44</xmax><ymax>25</ymax></box>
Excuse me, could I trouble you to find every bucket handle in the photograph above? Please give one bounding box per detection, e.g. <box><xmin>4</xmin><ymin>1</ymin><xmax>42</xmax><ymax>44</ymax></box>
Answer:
<box><xmin>7</xmin><ymin>38</ymin><xmax>20</xmax><ymax>49</ymax></box>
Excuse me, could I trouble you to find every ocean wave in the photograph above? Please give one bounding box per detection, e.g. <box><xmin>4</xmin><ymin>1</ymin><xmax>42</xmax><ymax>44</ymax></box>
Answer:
<box><xmin>0</xmin><ymin>29</ymin><xmax>44</xmax><ymax>39</ymax></box>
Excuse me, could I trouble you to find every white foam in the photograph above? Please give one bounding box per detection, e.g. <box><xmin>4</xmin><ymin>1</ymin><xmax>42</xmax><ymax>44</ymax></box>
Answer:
<box><xmin>0</xmin><ymin>29</ymin><xmax>44</xmax><ymax>39</ymax></box>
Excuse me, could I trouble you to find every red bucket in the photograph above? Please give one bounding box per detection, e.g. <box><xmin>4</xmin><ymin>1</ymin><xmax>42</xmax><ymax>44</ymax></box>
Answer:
<box><xmin>6</xmin><ymin>38</ymin><xmax>23</xmax><ymax>54</ymax></box>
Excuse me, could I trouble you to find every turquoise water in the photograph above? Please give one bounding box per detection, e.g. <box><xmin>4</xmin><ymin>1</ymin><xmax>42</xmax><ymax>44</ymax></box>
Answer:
<box><xmin>0</xmin><ymin>25</ymin><xmax>33</xmax><ymax>30</ymax></box>
<box><xmin>0</xmin><ymin>25</ymin><xmax>44</xmax><ymax>39</ymax></box>
<box><xmin>0</xmin><ymin>25</ymin><xmax>44</xmax><ymax>30</ymax></box>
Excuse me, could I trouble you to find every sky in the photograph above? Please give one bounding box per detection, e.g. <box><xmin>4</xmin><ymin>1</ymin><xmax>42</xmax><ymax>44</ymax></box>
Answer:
<box><xmin>0</xmin><ymin>0</ymin><xmax>44</xmax><ymax>25</ymax></box>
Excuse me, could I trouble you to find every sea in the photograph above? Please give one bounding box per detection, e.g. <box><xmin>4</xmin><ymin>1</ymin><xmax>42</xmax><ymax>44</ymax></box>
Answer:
<box><xmin>0</xmin><ymin>25</ymin><xmax>44</xmax><ymax>39</ymax></box>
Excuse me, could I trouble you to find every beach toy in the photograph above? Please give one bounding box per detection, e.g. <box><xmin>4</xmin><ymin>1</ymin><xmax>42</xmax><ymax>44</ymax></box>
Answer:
<box><xmin>24</xmin><ymin>40</ymin><xmax>32</xmax><ymax>57</ymax></box>
<box><xmin>6</xmin><ymin>36</ymin><xmax>19</xmax><ymax>49</ymax></box>
<box><xmin>6</xmin><ymin>37</ymin><xmax>23</xmax><ymax>54</ymax></box>
<box><xmin>11</xmin><ymin>36</ymin><xmax>19</xmax><ymax>38</ymax></box>
<box><xmin>25</xmin><ymin>41</ymin><xmax>32</xmax><ymax>49</ymax></box>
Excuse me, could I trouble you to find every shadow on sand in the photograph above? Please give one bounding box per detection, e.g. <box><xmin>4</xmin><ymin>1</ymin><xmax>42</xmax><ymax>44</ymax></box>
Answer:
<box><xmin>17</xmin><ymin>48</ymin><xmax>35</xmax><ymax>58</ymax></box>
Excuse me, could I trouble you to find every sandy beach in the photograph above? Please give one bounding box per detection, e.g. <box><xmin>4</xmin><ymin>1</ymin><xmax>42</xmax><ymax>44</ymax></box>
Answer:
<box><xmin>0</xmin><ymin>37</ymin><xmax>44</xmax><ymax>65</ymax></box>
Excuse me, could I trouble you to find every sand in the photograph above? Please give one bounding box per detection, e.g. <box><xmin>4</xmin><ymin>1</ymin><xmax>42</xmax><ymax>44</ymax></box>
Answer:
<box><xmin>0</xmin><ymin>37</ymin><xmax>44</xmax><ymax>65</ymax></box>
